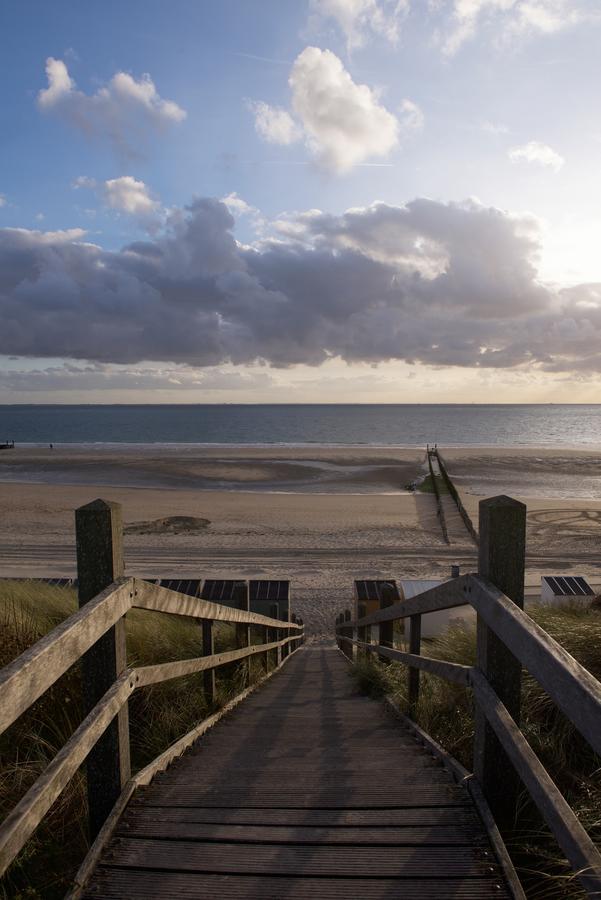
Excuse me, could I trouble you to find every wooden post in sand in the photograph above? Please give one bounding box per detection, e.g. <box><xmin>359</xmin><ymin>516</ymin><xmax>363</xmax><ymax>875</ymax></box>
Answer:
<box><xmin>474</xmin><ymin>495</ymin><xmax>526</xmax><ymax>827</ymax></box>
<box><xmin>75</xmin><ymin>499</ymin><xmax>130</xmax><ymax>839</ymax></box>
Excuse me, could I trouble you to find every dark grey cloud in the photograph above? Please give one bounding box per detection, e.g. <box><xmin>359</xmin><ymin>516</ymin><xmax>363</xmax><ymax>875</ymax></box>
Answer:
<box><xmin>1</xmin><ymin>195</ymin><xmax>601</xmax><ymax>373</ymax></box>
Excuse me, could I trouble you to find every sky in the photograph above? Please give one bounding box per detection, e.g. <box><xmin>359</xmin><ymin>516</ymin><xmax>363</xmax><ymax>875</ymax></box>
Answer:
<box><xmin>1</xmin><ymin>0</ymin><xmax>601</xmax><ymax>403</ymax></box>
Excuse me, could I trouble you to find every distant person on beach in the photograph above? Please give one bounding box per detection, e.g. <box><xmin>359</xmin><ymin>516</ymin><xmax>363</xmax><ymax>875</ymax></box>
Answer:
<box><xmin>49</xmin><ymin>443</ymin><xmax>53</xmax><ymax>449</ymax></box>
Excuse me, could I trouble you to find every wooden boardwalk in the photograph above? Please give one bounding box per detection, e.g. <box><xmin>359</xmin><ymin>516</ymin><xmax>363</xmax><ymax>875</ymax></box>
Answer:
<box><xmin>83</xmin><ymin>646</ymin><xmax>512</xmax><ymax>899</ymax></box>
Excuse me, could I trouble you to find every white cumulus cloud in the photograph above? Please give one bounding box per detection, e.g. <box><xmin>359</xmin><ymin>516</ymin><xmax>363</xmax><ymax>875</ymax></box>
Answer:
<box><xmin>289</xmin><ymin>47</ymin><xmax>399</xmax><ymax>172</ymax></box>
<box><xmin>309</xmin><ymin>0</ymin><xmax>409</xmax><ymax>50</ymax></box>
<box><xmin>37</xmin><ymin>57</ymin><xmax>186</xmax><ymax>157</ymax></box>
<box><xmin>508</xmin><ymin>141</ymin><xmax>565</xmax><ymax>171</ymax></box>
<box><xmin>103</xmin><ymin>176</ymin><xmax>160</xmax><ymax>216</ymax></box>
<box><xmin>248</xmin><ymin>101</ymin><xmax>301</xmax><ymax>145</ymax></box>
<box><xmin>0</xmin><ymin>195</ymin><xmax>6</xmax><ymax>208</ymax></box>
<box><xmin>440</xmin><ymin>0</ymin><xmax>589</xmax><ymax>54</ymax></box>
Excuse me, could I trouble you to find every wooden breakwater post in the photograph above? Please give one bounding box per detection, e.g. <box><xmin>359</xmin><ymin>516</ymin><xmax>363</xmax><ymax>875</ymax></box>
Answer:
<box><xmin>75</xmin><ymin>499</ymin><xmax>130</xmax><ymax>839</ymax></box>
<box><xmin>474</xmin><ymin>495</ymin><xmax>526</xmax><ymax>827</ymax></box>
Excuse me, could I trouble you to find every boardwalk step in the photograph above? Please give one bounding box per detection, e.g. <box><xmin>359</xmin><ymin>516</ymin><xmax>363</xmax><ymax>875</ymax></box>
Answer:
<box><xmin>85</xmin><ymin>871</ymin><xmax>511</xmax><ymax>899</ymax></box>
<box><xmin>82</xmin><ymin>647</ymin><xmax>514</xmax><ymax>899</ymax></box>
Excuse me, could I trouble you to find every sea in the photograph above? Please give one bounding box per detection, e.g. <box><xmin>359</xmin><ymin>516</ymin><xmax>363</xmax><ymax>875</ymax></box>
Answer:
<box><xmin>1</xmin><ymin>404</ymin><xmax>601</xmax><ymax>448</ymax></box>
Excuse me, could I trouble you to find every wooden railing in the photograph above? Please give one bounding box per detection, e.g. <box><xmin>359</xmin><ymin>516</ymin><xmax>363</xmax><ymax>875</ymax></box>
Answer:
<box><xmin>336</xmin><ymin>495</ymin><xmax>601</xmax><ymax>897</ymax></box>
<box><xmin>0</xmin><ymin>499</ymin><xmax>304</xmax><ymax>885</ymax></box>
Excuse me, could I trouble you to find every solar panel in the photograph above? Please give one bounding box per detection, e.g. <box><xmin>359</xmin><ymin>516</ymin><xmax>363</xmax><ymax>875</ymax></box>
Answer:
<box><xmin>564</xmin><ymin>576</ymin><xmax>586</xmax><ymax>596</ymax></box>
<box><xmin>249</xmin><ymin>580</ymin><xmax>289</xmax><ymax>603</ymax></box>
<box><xmin>201</xmin><ymin>579</ymin><xmax>247</xmax><ymax>606</ymax></box>
<box><xmin>543</xmin><ymin>575</ymin><xmax>593</xmax><ymax>597</ymax></box>
<box><xmin>157</xmin><ymin>578</ymin><xmax>202</xmax><ymax>598</ymax></box>
<box><xmin>574</xmin><ymin>576</ymin><xmax>594</xmax><ymax>596</ymax></box>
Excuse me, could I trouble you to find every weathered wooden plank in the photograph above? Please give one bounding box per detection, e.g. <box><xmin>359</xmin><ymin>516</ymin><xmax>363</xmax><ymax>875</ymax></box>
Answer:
<box><xmin>83</xmin><ymin>871</ymin><xmax>510</xmax><ymax>900</ymax></box>
<box><xmin>133</xmin><ymin>579</ymin><xmax>302</xmax><ymax>630</ymax></box>
<box><xmin>116</xmin><ymin>822</ymin><xmax>488</xmax><ymax>845</ymax></box>
<box><xmin>121</xmin><ymin>806</ymin><xmax>481</xmax><ymax>827</ymax></box>
<box><xmin>0</xmin><ymin>578</ymin><xmax>132</xmax><ymax>736</ymax></box>
<box><xmin>102</xmin><ymin>839</ymin><xmax>503</xmax><ymax>877</ymax></box>
<box><xmin>355</xmin><ymin>640</ymin><xmax>472</xmax><ymax>685</ymax></box>
<box><xmin>133</xmin><ymin>786</ymin><xmax>471</xmax><ymax>808</ymax></box>
<box><xmin>469</xmin><ymin>573</ymin><xmax>601</xmax><ymax>759</ymax></box>
<box><xmin>472</xmin><ymin>670</ymin><xmax>601</xmax><ymax>896</ymax></box>
<box><xmin>135</xmin><ymin>640</ymin><xmax>287</xmax><ymax>687</ymax></box>
<box><xmin>0</xmin><ymin>671</ymin><xmax>133</xmax><ymax>878</ymax></box>
<box><xmin>153</xmin><ymin>771</ymin><xmax>453</xmax><ymax>788</ymax></box>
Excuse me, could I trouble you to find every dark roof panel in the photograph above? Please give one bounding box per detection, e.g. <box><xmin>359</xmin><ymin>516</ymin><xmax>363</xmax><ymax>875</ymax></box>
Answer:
<box><xmin>543</xmin><ymin>575</ymin><xmax>593</xmax><ymax>596</ymax></box>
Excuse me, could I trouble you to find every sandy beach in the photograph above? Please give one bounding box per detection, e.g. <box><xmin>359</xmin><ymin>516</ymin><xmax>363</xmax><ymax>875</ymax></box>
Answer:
<box><xmin>1</xmin><ymin>445</ymin><xmax>600</xmax><ymax>635</ymax></box>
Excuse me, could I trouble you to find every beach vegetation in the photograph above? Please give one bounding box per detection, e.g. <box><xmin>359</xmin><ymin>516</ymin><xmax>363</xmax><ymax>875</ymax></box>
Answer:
<box><xmin>0</xmin><ymin>579</ymin><xmax>262</xmax><ymax>899</ymax></box>
<box><xmin>416</xmin><ymin>473</ymin><xmax>449</xmax><ymax>494</ymax></box>
<box><xmin>352</xmin><ymin>602</ymin><xmax>601</xmax><ymax>898</ymax></box>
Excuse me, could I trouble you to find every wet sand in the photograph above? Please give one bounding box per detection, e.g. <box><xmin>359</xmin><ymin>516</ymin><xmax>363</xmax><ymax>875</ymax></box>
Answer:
<box><xmin>1</xmin><ymin>445</ymin><xmax>600</xmax><ymax>635</ymax></box>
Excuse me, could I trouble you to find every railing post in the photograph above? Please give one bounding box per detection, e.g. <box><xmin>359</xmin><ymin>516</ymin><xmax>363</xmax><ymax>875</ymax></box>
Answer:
<box><xmin>75</xmin><ymin>499</ymin><xmax>130</xmax><ymax>840</ymax></box>
<box><xmin>234</xmin><ymin>581</ymin><xmax>250</xmax><ymax>687</ymax></box>
<box><xmin>357</xmin><ymin>603</ymin><xmax>367</xmax><ymax>659</ymax></box>
<box><xmin>343</xmin><ymin>609</ymin><xmax>353</xmax><ymax>660</ymax></box>
<box><xmin>271</xmin><ymin>603</ymin><xmax>282</xmax><ymax>667</ymax></box>
<box><xmin>378</xmin><ymin>585</ymin><xmax>395</xmax><ymax>663</ymax></box>
<box><xmin>291</xmin><ymin>613</ymin><xmax>297</xmax><ymax>656</ymax></box>
<box><xmin>202</xmin><ymin>619</ymin><xmax>216</xmax><ymax>706</ymax></box>
<box><xmin>408</xmin><ymin>614</ymin><xmax>421</xmax><ymax>717</ymax></box>
<box><xmin>474</xmin><ymin>495</ymin><xmax>526</xmax><ymax>827</ymax></box>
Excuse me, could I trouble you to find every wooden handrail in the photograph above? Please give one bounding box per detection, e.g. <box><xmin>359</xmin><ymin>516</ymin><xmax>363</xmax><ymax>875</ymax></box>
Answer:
<box><xmin>0</xmin><ymin>579</ymin><xmax>133</xmax><ymax>736</ymax></box>
<box><xmin>0</xmin><ymin>498</ymin><xmax>305</xmax><ymax>882</ymax></box>
<box><xmin>0</xmin><ymin>629</ymin><xmax>303</xmax><ymax>878</ymax></box>
<box><xmin>469</xmin><ymin>575</ymin><xmax>601</xmax><ymax>759</ymax></box>
<box><xmin>352</xmin><ymin>639</ymin><xmax>472</xmax><ymax>685</ymax></box>
<box><xmin>0</xmin><ymin>579</ymin><xmax>301</xmax><ymax>740</ymax></box>
<box><xmin>471</xmin><ymin>671</ymin><xmax>601</xmax><ymax>895</ymax></box>
<box><xmin>132</xmin><ymin>578</ymin><xmax>303</xmax><ymax>629</ymax></box>
<box><xmin>341</xmin><ymin>573</ymin><xmax>601</xmax><ymax>759</ymax></box>
<box><xmin>335</xmin><ymin>492</ymin><xmax>601</xmax><ymax>896</ymax></box>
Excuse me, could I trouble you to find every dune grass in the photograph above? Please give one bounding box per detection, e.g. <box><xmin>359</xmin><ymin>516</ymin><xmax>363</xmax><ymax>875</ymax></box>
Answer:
<box><xmin>0</xmin><ymin>579</ymin><xmax>267</xmax><ymax>899</ymax></box>
<box><xmin>352</xmin><ymin>603</ymin><xmax>601</xmax><ymax>898</ymax></box>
